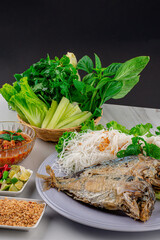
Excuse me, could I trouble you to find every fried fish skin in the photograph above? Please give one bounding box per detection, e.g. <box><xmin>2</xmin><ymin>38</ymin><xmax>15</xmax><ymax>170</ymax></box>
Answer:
<box><xmin>37</xmin><ymin>156</ymin><xmax>156</xmax><ymax>222</ymax></box>
<box><xmin>89</xmin><ymin>155</ymin><xmax>160</xmax><ymax>191</ymax></box>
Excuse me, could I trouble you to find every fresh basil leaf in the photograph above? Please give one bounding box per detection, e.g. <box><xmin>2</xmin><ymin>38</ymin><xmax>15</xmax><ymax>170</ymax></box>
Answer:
<box><xmin>114</xmin><ymin>56</ymin><xmax>150</xmax><ymax>81</ymax></box>
<box><xmin>94</xmin><ymin>54</ymin><xmax>102</xmax><ymax>69</ymax></box>
<box><xmin>96</xmin><ymin>77</ymin><xmax>112</xmax><ymax>90</ymax></box>
<box><xmin>112</xmin><ymin>76</ymin><xmax>140</xmax><ymax>99</ymax></box>
<box><xmin>84</xmin><ymin>84</ymin><xmax>95</xmax><ymax>93</ymax></box>
<box><xmin>73</xmin><ymin>79</ymin><xmax>86</xmax><ymax>92</ymax></box>
<box><xmin>16</xmin><ymin>129</ymin><xmax>22</xmax><ymax>133</ymax></box>
<box><xmin>77</xmin><ymin>55</ymin><xmax>94</xmax><ymax>73</ymax></box>
<box><xmin>99</xmin><ymin>81</ymin><xmax>122</xmax><ymax>105</ymax></box>
<box><xmin>0</xmin><ymin>134</ymin><xmax>11</xmax><ymax>141</ymax></box>
<box><xmin>82</xmin><ymin>73</ymin><xmax>96</xmax><ymax>85</ymax></box>
<box><xmin>12</xmin><ymin>135</ymin><xmax>25</xmax><ymax>141</ymax></box>
<box><xmin>3</xmin><ymin>130</ymin><xmax>13</xmax><ymax>135</ymax></box>
<box><xmin>103</xmin><ymin>63</ymin><xmax>122</xmax><ymax>77</ymax></box>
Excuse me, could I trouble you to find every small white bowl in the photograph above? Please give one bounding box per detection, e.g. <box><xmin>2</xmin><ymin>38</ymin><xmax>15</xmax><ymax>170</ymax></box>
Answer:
<box><xmin>0</xmin><ymin>196</ymin><xmax>46</xmax><ymax>230</ymax></box>
<box><xmin>0</xmin><ymin>169</ymin><xmax>33</xmax><ymax>196</ymax></box>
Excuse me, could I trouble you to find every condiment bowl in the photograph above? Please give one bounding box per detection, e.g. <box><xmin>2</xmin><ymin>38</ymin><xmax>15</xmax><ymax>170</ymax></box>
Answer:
<box><xmin>0</xmin><ymin>121</ymin><xmax>36</xmax><ymax>166</ymax></box>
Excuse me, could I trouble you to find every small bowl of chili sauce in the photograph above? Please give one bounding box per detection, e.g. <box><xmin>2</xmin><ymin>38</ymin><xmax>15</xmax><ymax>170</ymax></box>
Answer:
<box><xmin>0</xmin><ymin>122</ymin><xmax>36</xmax><ymax>166</ymax></box>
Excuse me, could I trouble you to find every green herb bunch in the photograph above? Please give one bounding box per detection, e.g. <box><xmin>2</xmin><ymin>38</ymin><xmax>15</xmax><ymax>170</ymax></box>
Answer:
<box><xmin>14</xmin><ymin>55</ymin><xmax>79</xmax><ymax>107</ymax></box>
<box><xmin>13</xmin><ymin>53</ymin><xmax>150</xmax><ymax>118</ymax></box>
<box><xmin>76</xmin><ymin>54</ymin><xmax>150</xmax><ymax>117</ymax></box>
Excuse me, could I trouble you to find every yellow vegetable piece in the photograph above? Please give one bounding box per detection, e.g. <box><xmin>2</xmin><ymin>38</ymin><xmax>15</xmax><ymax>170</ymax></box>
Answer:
<box><xmin>19</xmin><ymin>172</ymin><xmax>30</xmax><ymax>181</ymax></box>
<box><xmin>11</xmin><ymin>165</ymin><xmax>20</xmax><ymax>173</ymax></box>
<box><xmin>9</xmin><ymin>184</ymin><xmax>18</xmax><ymax>192</ymax></box>
<box><xmin>15</xmin><ymin>180</ymin><xmax>24</xmax><ymax>190</ymax></box>
<box><xmin>9</xmin><ymin>170</ymin><xmax>16</xmax><ymax>179</ymax></box>
<box><xmin>25</xmin><ymin>170</ymin><xmax>31</xmax><ymax>177</ymax></box>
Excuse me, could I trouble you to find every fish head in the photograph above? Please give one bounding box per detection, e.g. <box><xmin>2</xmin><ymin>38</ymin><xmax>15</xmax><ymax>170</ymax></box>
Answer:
<box><xmin>133</xmin><ymin>156</ymin><xmax>160</xmax><ymax>191</ymax></box>
<box><xmin>150</xmin><ymin>159</ymin><xmax>160</xmax><ymax>190</ymax></box>
<box><xmin>117</xmin><ymin>176</ymin><xmax>155</xmax><ymax>221</ymax></box>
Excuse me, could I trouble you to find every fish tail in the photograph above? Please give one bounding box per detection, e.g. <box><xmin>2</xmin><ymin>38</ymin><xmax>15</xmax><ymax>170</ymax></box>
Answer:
<box><xmin>45</xmin><ymin>165</ymin><xmax>58</xmax><ymax>188</ymax></box>
<box><xmin>37</xmin><ymin>165</ymin><xmax>58</xmax><ymax>190</ymax></box>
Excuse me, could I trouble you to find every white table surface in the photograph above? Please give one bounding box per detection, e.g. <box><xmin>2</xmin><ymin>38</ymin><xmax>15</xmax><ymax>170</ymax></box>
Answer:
<box><xmin>1</xmin><ymin>95</ymin><xmax>160</xmax><ymax>240</ymax></box>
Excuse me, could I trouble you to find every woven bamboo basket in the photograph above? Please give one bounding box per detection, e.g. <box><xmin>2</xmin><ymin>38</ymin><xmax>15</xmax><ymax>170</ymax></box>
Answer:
<box><xmin>17</xmin><ymin>114</ymin><xmax>102</xmax><ymax>142</ymax></box>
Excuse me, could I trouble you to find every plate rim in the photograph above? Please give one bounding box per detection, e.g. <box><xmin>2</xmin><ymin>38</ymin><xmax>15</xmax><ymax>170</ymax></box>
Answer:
<box><xmin>36</xmin><ymin>152</ymin><xmax>160</xmax><ymax>232</ymax></box>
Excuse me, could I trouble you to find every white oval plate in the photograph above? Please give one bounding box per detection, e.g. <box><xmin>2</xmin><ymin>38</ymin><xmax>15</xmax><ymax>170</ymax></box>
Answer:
<box><xmin>36</xmin><ymin>152</ymin><xmax>160</xmax><ymax>232</ymax></box>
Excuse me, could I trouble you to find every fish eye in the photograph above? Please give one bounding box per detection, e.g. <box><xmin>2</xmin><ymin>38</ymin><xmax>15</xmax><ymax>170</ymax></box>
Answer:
<box><xmin>156</xmin><ymin>173</ymin><xmax>160</xmax><ymax>179</ymax></box>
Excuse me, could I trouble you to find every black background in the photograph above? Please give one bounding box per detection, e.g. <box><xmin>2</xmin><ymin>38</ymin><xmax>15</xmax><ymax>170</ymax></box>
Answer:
<box><xmin>0</xmin><ymin>0</ymin><xmax>160</xmax><ymax>108</ymax></box>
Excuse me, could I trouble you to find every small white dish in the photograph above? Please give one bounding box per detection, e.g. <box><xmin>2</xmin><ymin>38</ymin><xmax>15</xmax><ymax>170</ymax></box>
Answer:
<box><xmin>0</xmin><ymin>169</ymin><xmax>33</xmax><ymax>196</ymax></box>
<box><xmin>0</xmin><ymin>196</ymin><xmax>46</xmax><ymax>230</ymax></box>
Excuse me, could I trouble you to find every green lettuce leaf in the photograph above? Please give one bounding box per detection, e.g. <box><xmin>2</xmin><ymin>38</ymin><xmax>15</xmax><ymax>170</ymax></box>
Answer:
<box><xmin>55</xmin><ymin>132</ymin><xmax>76</xmax><ymax>154</ymax></box>
<box><xmin>106</xmin><ymin>121</ymin><xmax>130</xmax><ymax>135</ymax></box>
<box><xmin>10</xmin><ymin>92</ymin><xmax>47</xmax><ymax>127</ymax></box>
<box><xmin>81</xmin><ymin>119</ymin><xmax>104</xmax><ymax>131</ymax></box>
<box><xmin>129</xmin><ymin>123</ymin><xmax>153</xmax><ymax>137</ymax></box>
<box><xmin>155</xmin><ymin>126</ymin><xmax>160</xmax><ymax>136</ymax></box>
<box><xmin>106</xmin><ymin>121</ymin><xmax>153</xmax><ymax>137</ymax></box>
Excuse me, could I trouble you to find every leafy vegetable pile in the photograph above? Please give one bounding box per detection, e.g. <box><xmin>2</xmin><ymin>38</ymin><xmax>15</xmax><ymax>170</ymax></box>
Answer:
<box><xmin>0</xmin><ymin>52</ymin><xmax>150</xmax><ymax>129</ymax></box>
<box><xmin>0</xmin><ymin>77</ymin><xmax>48</xmax><ymax>127</ymax></box>
<box><xmin>107</xmin><ymin>121</ymin><xmax>160</xmax><ymax>159</ymax></box>
<box><xmin>14</xmin><ymin>53</ymin><xmax>149</xmax><ymax>118</ymax></box>
<box><xmin>56</xmin><ymin>120</ymin><xmax>160</xmax><ymax>160</ymax></box>
<box><xmin>14</xmin><ymin>54</ymin><xmax>79</xmax><ymax>107</ymax></box>
<box><xmin>0</xmin><ymin>78</ymin><xmax>92</xmax><ymax>128</ymax></box>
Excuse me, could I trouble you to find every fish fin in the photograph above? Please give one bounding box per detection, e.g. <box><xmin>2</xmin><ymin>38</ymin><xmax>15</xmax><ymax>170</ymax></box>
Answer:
<box><xmin>45</xmin><ymin>165</ymin><xmax>57</xmax><ymax>188</ymax></box>
<box><xmin>36</xmin><ymin>173</ymin><xmax>50</xmax><ymax>180</ymax></box>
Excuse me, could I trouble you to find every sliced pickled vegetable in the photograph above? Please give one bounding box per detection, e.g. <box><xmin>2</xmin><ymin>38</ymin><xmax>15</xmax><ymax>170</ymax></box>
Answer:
<box><xmin>15</xmin><ymin>180</ymin><xmax>24</xmax><ymax>190</ymax></box>
<box><xmin>9</xmin><ymin>184</ymin><xmax>18</xmax><ymax>192</ymax></box>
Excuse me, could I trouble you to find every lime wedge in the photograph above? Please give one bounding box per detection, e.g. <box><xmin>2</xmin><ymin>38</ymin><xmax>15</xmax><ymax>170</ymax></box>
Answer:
<box><xmin>19</xmin><ymin>172</ymin><xmax>30</xmax><ymax>181</ymax></box>
<box><xmin>25</xmin><ymin>170</ymin><xmax>31</xmax><ymax>177</ymax></box>
<box><xmin>11</xmin><ymin>165</ymin><xmax>20</xmax><ymax>173</ymax></box>
<box><xmin>9</xmin><ymin>170</ymin><xmax>16</xmax><ymax>179</ymax></box>
<box><xmin>9</xmin><ymin>184</ymin><xmax>18</xmax><ymax>192</ymax></box>
<box><xmin>15</xmin><ymin>180</ymin><xmax>24</xmax><ymax>190</ymax></box>
<box><xmin>1</xmin><ymin>181</ymin><xmax>10</xmax><ymax>191</ymax></box>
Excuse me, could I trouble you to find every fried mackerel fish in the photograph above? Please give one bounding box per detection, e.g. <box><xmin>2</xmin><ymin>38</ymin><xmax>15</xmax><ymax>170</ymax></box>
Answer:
<box><xmin>37</xmin><ymin>155</ymin><xmax>160</xmax><ymax>222</ymax></box>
